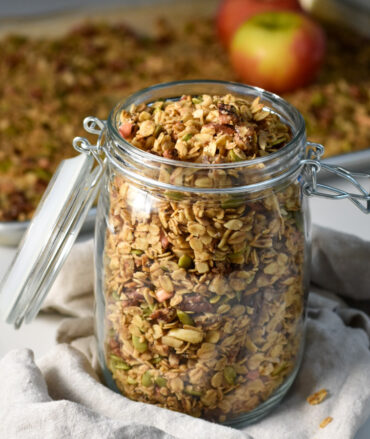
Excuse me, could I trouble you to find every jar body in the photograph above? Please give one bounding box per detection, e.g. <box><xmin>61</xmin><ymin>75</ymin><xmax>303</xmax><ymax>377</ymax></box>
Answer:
<box><xmin>94</xmin><ymin>81</ymin><xmax>311</xmax><ymax>426</ymax></box>
<box><xmin>95</xmin><ymin>166</ymin><xmax>310</xmax><ymax>426</ymax></box>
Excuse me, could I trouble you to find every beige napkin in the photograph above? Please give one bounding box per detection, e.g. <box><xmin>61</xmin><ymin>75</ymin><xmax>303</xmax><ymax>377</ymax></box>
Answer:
<box><xmin>0</xmin><ymin>226</ymin><xmax>369</xmax><ymax>439</ymax></box>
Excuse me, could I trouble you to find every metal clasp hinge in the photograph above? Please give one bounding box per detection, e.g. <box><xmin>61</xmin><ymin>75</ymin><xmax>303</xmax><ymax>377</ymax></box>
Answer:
<box><xmin>301</xmin><ymin>142</ymin><xmax>370</xmax><ymax>214</ymax></box>
<box><xmin>73</xmin><ymin>117</ymin><xmax>107</xmax><ymax>187</ymax></box>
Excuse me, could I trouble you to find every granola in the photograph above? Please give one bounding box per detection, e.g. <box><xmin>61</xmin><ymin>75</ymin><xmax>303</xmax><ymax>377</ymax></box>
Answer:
<box><xmin>320</xmin><ymin>416</ymin><xmax>333</xmax><ymax>429</ymax></box>
<box><xmin>103</xmin><ymin>93</ymin><xmax>306</xmax><ymax>422</ymax></box>
<box><xmin>118</xmin><ymin>94</ymin><xmax>291</xmax><ymax>163</ymax></box>
<box><xmin>307</xmin><ymin>388</ymin><xmax>328</xmax><ymax>405</ymax></box>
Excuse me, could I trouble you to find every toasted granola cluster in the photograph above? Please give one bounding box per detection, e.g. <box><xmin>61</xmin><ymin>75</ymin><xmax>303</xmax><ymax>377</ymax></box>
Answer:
<box><xmin>104</xmin><ymin>94</ymin><xmax>305</xmax><ymax>422</ymax></box>
<box><xmin>118</xmin><ymin>94</ymin><xmax>291</xmax><ymax>163</ymax></box>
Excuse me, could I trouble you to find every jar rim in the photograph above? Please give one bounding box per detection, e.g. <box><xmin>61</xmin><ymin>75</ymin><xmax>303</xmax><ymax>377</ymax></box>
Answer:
<box><xmin>106</xmin><ymin>79</ymin><xmax>306</xmax><ymax>170</ymax></box>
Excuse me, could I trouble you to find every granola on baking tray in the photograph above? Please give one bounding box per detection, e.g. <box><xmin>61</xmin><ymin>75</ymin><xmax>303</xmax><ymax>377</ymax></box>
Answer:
<box><xmin>103</xmin><ymin>93</ymin><xmax>306</xmax><ymax>422</ymax></box>
<box><xmin>1</xmin><ymin>18</ymin><xmax>369</xmax><ymax>221</ymax></box>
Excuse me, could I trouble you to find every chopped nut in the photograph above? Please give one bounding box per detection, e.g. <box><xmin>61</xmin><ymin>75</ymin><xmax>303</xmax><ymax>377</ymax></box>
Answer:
<box><xmin>156</xmin><ymin>288</ymin><xmax>173</xmax><ymax>303</ymax></box>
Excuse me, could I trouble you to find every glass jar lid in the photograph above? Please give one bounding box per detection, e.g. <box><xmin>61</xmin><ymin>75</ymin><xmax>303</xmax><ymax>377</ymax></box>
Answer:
<box><xmin>0</xmin><ymin>152</ymin><xmax>103</xmax><ymax>327</ymax></box>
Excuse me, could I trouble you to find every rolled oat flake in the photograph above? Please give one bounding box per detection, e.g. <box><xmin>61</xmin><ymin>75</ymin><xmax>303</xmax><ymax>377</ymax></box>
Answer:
<box><xmin>1</xmin><ymin>81</ymin><xmax>368</xmax><ymax>428</ymax></box>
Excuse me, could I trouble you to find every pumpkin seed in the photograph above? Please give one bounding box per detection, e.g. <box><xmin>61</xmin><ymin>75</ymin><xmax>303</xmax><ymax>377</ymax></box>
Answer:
<box><xmin>155</xmin><ymin>377</ymin><xmax>167</xmax><ymax>387</ymax></box>
<box><xmin>176</xmin><ymin>309</ymin><xmax>194</xmax><ymax>326</ymax></box>
<box><xmin>115</xmin><ymin>362</ymin><xmax>131</xmax><ymax>370</ymax></box>
<box><xmin>191</xmin><ymin>96</ymin><xmax>203</xmax><ymax>104</ymax></box>
<box><xmin>227</xmin><ymin>148</ymin><xmax>246</xmax><ymax>162</ymax></box>
<box><xmin>165</xmin><ymin>191</ymin><xmax>184</xmax><ymax>201</ymax></box>
<box><xmin>182</xmin><ymin>133</ymin><xmax>193</xmax><ymax>142</ymax></box>
<box><xmin>224</xmin><ymin>366</ymin><xmax>237</xmax><ymax>385</ymax></box>
<box><xmin>221</xmin><ymin>198</ymin><xmax>244</xmax><ymax>209</ymax></box>
<box><xmin>132</xmin><ymin>335</ymin><xmax>147</xmax><ymax>353</ymax></box>
<box><xmin>131</xmin><ymin>249</ymin><xmax>144</xmax><ymax>256</ymax></box>
<box><xmin>141</xmin><ymin>371</ymin><xmax>152</xmax><ymax>387</ymax></box>
<box><xmin>185</xmin><ymin>387</ymin><xmax>202</xmax><ymax>397</ymax></box>
<box><xmin>112</xmin><ymin>290</ymin><xmax>120</xmax><ymax>301</ymax></box>
<box><xmin>271</xmin><ymin>362</ymin><xmax>288</xmax><ymax>377</ymax></box>
<box><xmin>178</xmin><ymin>254</ymin><xmax>193</xmax><ymax>269</ymax></box>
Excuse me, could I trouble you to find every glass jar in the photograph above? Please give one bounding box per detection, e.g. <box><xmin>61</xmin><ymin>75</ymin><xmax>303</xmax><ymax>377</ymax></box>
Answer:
<box><xmin>94</xmin><ymin>80</ymin><xmax>310</xmax><ymax>426</ymax></box>
<box><xmin>1</xmin><ymin>80</ymin><xmax>368</xmax><ymax>428</ymax></box>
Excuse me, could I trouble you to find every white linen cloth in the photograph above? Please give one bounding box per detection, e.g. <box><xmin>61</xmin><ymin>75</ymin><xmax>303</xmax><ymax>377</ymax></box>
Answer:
<box><xmin>0</xmin><ymin>225</ymin><xmax>369</xmax><ymax>439</ymax></box>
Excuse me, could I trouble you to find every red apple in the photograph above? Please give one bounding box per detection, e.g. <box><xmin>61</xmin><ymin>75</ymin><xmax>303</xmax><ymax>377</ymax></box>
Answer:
<box><xmin>217</xmin><ymin>0</ymin><xmax>301</xmax><ymax>48</ymax></box>
<box><xmin>229</xmin><ymin>11</ymin><xmax>326</xmax><ymax>93</ymax></box>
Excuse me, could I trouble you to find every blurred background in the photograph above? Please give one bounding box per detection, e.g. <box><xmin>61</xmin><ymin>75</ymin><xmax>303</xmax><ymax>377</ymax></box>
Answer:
<box><xmin>0</xmin><ymin>0</ymin><xmax>168</xmax><ymax>17</ymax></box>
<box><xmin>0</xmin><ymin>0</ymin><xmax>369</xmax><ymax>230</ymax></box>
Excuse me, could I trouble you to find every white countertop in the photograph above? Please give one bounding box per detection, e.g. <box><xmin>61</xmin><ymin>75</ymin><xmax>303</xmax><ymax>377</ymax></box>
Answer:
<box><xmin>0</xmin><ymin>181</ymin><xmax>369</xmax><ymax>436</ymax></box>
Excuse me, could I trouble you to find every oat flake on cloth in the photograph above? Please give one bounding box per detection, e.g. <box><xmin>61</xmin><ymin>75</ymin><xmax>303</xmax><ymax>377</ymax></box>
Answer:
<box><xmin>0</xmin><ymin>226</ymin><xmax>369</xmax><ymax>439</ymax></box>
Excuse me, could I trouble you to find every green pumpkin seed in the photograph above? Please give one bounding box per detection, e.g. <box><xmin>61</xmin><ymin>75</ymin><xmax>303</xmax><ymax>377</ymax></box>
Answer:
<box><xmin>110</xmin><ymin>354</ymin><xmax>131</xmax><ymax>370</ymax></box>
<box><xmin>142</xmin><ymin>306</ymin><xmax>152</xmax><ymax>317</ymax></box>
<box><xmin>221</xmin><ymin>198</ymin><xmax>244</xmax><ymax>209</ymax></box>
<box><xmin>176</xmin><ymin>309</ymin><xmax>194</xmax><ymax>326</ymax></box>
<box><xmin>131</xmin><ymin>249</ymin><xmax>144</xmax><ymax>256</ymax></box>
<box><xmin>182</xmin><ymin>133</ymin><xmax>193</xmax><ymax>142</ymax></box>
<box><xmin>191</xmin><ymin>96</ymin><xmax>203</xmax><ymax>104</ymax></box>
<box><xmin>112</xmin><ymin>290</ymin><xmax>120</xmax><ymax>301</ymax></box>
<box><xmin>271</xmin><ymin>362</ymin><xmax>288</xmax><ymax>377</ymax></box>
<box><xmin>227</xmin><ymin>148</ymin><xmax>246</xmax><ymax>162</ymax></box>
<box><xmin>165</xmin><ymin>191</ymin><xmax>184</xmax><ymax>201</ymax></box>
<box><xmin>132</xmin><ymin>335</ymin><xmax>147</xmax><ymax>353</ymax></box>
<box><xmin>127</xmin><ymin>376</ymin><xmax>137</xmax><ymax>385</ymax></box>
<box><xmin>155</xmin><ymin>377</ymin><xmax>167</xmax><ymax>387</ymax></box>
<box><xmin>141</xmin><ymin>371</ymin><xmax>152</xmax><ymax>387</ymax></box>
<box><xmin>114</xmin><ymin>361</ymin><xmax>131</xmax><ymax>370</ymax></box>
<box><xmin>224</xmin><ymin>366</ymin><xmax>237</xmax><ymax>385</ymax></box>
<box><xmin>154</xmin><ymin>124</ymin><xmax>163</xmax><ymax>137</ymax></box>
<box><xmin>185</xmin><ymin>388</ymin><xmax>202</xmax><ymax>396</ymax></box>
<box><xmin>178</xmin><ymin>254</ymin><xmax>193</xmax><ymax>269</ymax></box>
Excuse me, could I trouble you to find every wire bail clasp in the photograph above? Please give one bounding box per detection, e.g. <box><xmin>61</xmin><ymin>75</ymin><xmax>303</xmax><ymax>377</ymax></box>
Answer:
<box><xmin>301</xmin><ymin>142</ymin><xmax>370</xmax><ymax>214</ymax></box>
<box><xmin>73</xmin><ymin>117</ymin><xmax>107</xmax><ymax>187</ymax></box>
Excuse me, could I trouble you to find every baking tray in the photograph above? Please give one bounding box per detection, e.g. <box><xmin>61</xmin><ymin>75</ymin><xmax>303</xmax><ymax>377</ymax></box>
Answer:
<box><xmin>0</xmin><ymin>0</ymin><xmax>218</xmax><ymax>247</ymax></box>
<box><xmin>0</xmin><ymin>207</ymin><xmax>97</xmax><ymax>247</ymax></box>
<box><xmin>1</xmin><ymin>149</ymin><xmax>369</xmax><ymax>246</ymax></box>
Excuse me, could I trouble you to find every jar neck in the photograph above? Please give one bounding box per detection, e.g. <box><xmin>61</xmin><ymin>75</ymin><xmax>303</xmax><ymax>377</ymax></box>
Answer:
<box><xmin>104</xmin><ymin>80</ymin><xmax>306</xmax><ymax>195</ymax></box>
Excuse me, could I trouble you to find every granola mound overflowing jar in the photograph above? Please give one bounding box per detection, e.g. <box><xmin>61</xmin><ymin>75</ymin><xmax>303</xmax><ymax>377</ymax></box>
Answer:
<box><xmin>95</xmin><ymin>81</ymin><xmax>310</xmax><ymax>426</ymax></box>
